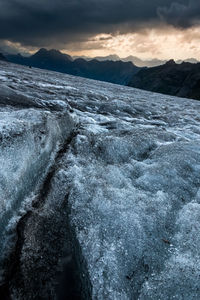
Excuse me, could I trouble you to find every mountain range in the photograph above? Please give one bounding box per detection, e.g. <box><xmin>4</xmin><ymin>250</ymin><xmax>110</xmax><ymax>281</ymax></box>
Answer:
<box><xmin>4</xmin><ymin>48</ymin><xmax>200</xmax><ymax>100</ymax></box>
<box><xmin>128</xmin><ymin>59</ymin><xmax>200</xmax><ymax>100</ymax></box>
<box><xmin>72</xmin><ymin>54</ymin><xmax>199</xmax><ymax>67</ymax></box>
<box><xmin>5</xmin><ymin>48</ymin><xmax>140</xmax><ymax>85</ymax></box>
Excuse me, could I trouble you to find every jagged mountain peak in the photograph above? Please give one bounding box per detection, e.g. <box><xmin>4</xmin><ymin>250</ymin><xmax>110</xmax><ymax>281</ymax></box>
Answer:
<box><xmin>165</xmin><ymin>59</ymin><xmax>176</xmax><ymax>66</ymax></box>
<box><xmin>32</xmin><ymin>48</ymin><xmax>73</xmax><ymax>61</ymax></box>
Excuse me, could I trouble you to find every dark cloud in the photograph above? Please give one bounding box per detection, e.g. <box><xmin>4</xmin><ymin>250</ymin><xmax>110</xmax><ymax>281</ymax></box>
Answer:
<box><xmin>0</xmin><ymin>0</ymin><xmax>198</xmax><ymax>49</ymax></box>
<box><xmin>158</xmin><ymin>0</ymin><xmax>200</xmax><ymax>28</ymax></box>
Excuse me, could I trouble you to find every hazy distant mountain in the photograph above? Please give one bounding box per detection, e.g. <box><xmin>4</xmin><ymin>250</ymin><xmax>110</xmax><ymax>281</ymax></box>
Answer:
<box><xmin>0</xmin><ymin>53</ymin><xmax>7</xmax><ymax>61</ymax></box>
<box><xmin>72</xmin><ymin>55</ymin><xmax>90</xmax><ymax>61</ymax></box>
<box><xmin>92</xmin><ymin>54</ymin><xmax>121</xmax><ymax>61</ymax></box>
<box><xmin>73</xmin><ymin>54</ymin><xmax>167</xmax><ymax>67</ymax></box>
<box><xmin>72</xmin><ymin>54</ymin><xmax>121</xmax><ymax>62</ymax></box>
<box><xmin>6</xmin><ymin>49</ymin><xmax>140</xmax><ymax>85</ymax></box>
<box><xmin>128</xmin><ymin>59</ymin><xmax>200</xmax><ymax>100</ymax></box>
<box><xmin>121</xmin><ymin>56</ymin><xmax>167</xmax><ymax>67</ymax></box>
<box><xmin>176</xmin><ymin>58</ymin><xmax>199</xmax><ymax>64</ymax></box>
<box><xmin>74</xmin><ymin>54</ymin><xmax>199</xmax><ymax>68</ymax></box>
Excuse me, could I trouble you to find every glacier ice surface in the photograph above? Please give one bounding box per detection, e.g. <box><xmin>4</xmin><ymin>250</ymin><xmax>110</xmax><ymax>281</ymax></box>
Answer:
<box><xmin>0</xmin><ymin>61</ymin><xmax>200</xmax><ymax>299</ymax></box>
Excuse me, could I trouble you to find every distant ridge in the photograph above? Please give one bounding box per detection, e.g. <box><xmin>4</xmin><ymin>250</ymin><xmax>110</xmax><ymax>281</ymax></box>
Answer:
<box><xmin>128</xmin><ymin>60</ymin><xmax>200</xmax><ymax>100</ymax></box>
<box><xmin>72</xmin><ymin>55</ymin><xmax>199</xmax><ymax>68</ymax></box>
<box><xmin>72</xmin><ymin>54</ymin><xmax>167</xmax><ymax>67</ymax></box>
<box><xmin>6</xmin><ymin>48</ymin><xmax>140</xmax><ymax>85</ymax></box>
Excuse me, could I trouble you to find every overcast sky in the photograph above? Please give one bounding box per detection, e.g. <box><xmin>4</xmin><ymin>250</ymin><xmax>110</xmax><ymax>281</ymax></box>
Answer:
<box><xmin>0</xmin><ymin>0</ymin><xmax>200</xmax><ymax>59</ymax></box>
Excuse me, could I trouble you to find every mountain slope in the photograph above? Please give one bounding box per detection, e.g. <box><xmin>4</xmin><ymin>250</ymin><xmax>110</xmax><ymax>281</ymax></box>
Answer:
<box><xmin>0</xmin><ymin>53</ymin><xmax>7</xmax><ymax>61</ymax></box>
<box><xmin>6</xmin><ymin>49</ymin><xmax>140</xmax><ymax>85</ymax></box>
<box><xmin>73</xmin><ymin>58</ymin><xmax>137</xmax><ymax>84</ymax></box>
<box><xmin>128</xmin><ymin>60</ymin><xmax>200</xmax><ymax>100</ymax></box>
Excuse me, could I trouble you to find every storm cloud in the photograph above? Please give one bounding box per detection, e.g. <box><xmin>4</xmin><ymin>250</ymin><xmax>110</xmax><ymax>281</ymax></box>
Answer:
<box><xmin>158</xmin><ymin>0</ymin><xmax>200</xmax><ymax>28</ymax></box>
<box><xmin>0</xmin><ymin>0</ymin><xmax>199</xmax><ymax>49</ymax></box>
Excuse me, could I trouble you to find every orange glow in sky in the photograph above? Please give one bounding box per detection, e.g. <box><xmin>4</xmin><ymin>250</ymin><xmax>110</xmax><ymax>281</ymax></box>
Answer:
<box><xmin>63</xmin><ymin>25</ymin><xmax>200</xmax><ymax>60</ymax></box>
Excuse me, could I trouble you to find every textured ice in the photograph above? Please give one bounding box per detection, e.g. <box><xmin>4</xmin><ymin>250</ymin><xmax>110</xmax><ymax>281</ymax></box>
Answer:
<box><xmin>64</xmin><ymin>134</ymin><xmax>200</xmax><ymax>299</ymax></box>
<box><xmin>0</xmin><ymin>61</ymin><xmax>200</xmax><ymax>299</ymax></box>
<box><xmin>0</xmin><ymin>76</ymin><xmax>74</xmax><ymax>268</ymax></box>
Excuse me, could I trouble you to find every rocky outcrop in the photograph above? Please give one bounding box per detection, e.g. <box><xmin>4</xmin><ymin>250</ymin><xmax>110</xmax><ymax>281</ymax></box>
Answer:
<box><xmin>128</xmin><ymin>60</ymin><xmax>200</xmax><ymax>100</ymax></box>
